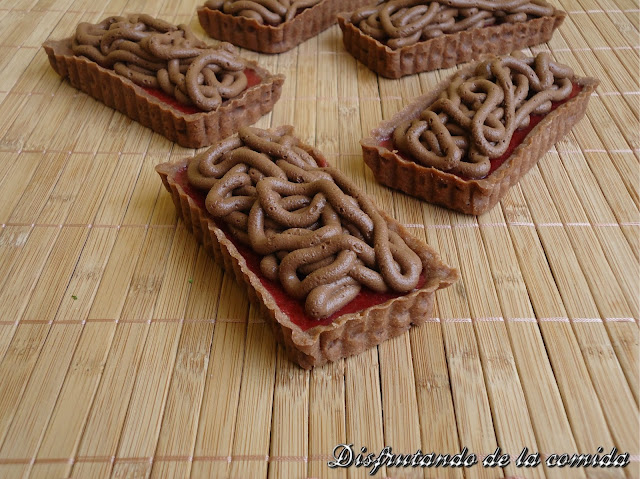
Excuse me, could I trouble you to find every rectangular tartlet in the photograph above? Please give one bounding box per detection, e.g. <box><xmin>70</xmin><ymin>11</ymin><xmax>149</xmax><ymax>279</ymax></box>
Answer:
<box><xmin>43</xmin><ymin>38</ymin><xmax>284</xmax><ymax>148</ymax></box>
<box><xmin>337</xmin><ymin>8</ymin><xmax>566</xmax><ymax>78</ymax></box>
<box><xmin>197</xmin><ymin>0</ymin><xmax>375</xmax><ymax>53</ymax></box>
<box><xmin>156</xmin><ymin>129</ymin><xmax>458</xmax><ymax>368</ymax></box>
<box><xmin>361</xmin><ymin>62</ymin><xmax>599</xmax><ymax>215</ymax></box>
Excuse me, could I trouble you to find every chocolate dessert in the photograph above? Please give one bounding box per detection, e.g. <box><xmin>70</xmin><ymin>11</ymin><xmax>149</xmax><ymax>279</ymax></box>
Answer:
<box><xmin>337</xmin><ymin>0</ymin><xmax>566</xmax><ymax>78</ymax></box>
<box><xmin>197</xmin><ymin>0</ymin><xmax>376</xmax><ymax>53</ymax></box>
<box><xmin>43</xmin><ymin>14</ymin><xmax>284</xmax><ymax>148</ymax></box>
<box><xmin>361</xmin><ymin>52</ymin><xmax>599</xmax><ymax>214</ymax></box>
<box><xmin>157</xmin><ymin>125</ymin><xmax>458</xmax><ymax>368</ymax></box>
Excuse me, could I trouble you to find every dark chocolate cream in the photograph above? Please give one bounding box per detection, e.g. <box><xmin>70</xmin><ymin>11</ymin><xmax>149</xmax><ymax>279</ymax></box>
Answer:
<box><xmin>72</xmin><ymin>14</ymin><xmax>247</xmax><ymax>111</ymax></box>
<box><xmin>188</xmin><ymin>126</ymin><xmax>428</xmax><ymax>318</ymax></box>
<box><xmin>393</xmin><ymin>52</ymin><xmax>574</xmax><ymax>178</ymax></box>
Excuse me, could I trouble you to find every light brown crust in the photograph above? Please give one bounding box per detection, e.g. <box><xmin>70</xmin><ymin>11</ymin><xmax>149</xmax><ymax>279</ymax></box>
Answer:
<box><xmin>156</xmin><ymin>152</ymin><xmax>458</xmax><ymax>369</ymax></box>
<box><xmin>360</xmin><ymin>65</ymin><xmax>599</xmax><ymax>215</ymax></box>
<box><xmin>42</xmin><ymin>38</ymin><xmax>285</xmax><ymax>148</ymax></box>
<box><xmin>337</xmin><ymin>9</ymin><xmax>566</xmax><ymax>78</ymax></box>
<box><xmin>197</xmin><ymin>0</ymin><xmax>376</xmax><ymax>53</ymax></box>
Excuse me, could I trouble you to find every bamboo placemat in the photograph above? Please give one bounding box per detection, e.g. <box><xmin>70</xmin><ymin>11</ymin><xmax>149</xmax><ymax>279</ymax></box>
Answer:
<box><xmin>0</xmin><ymin>0</ymin><xmax>637</xmax><ymax>477</ymax></box>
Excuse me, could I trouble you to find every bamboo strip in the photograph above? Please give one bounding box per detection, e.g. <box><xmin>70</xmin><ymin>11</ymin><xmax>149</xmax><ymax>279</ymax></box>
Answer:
<box><xmin>580</xmin><ymin>100</ymin><xmax>639</xmax><ymax>209</ymax></box>
<box><xmin>517</xmin><ymin>169</ymin><xmax>631</xmax><ymax>478</ymax></box>
<box><xmin>343</xmin><ymin>348</ymin><xmax>387</xmax><ymax>479</ymax></box>
<box><xmin>0</xmin><ymin>67</ymin><xmax>67</xmax><ymax>150</ymax></box>
<box><xmin>0</xmin><ymin>152</ymin><xmax>41</xmax><ymax>224</ymax></box>
<box><xmin>378</xmin><ymin>333</ymin><xmax>423</xmax><ymax>479</ymax></box>
<box><xmin>149</xmin><ymin>246</ymin><xmax>223</xmax><ymax>479</ymax></box>
<box><xmin>540</xmin><ymin>30</ymin><xmax>640</xmax><ymax>155</ymax></box>
<box><xmin>532</xmin><ymin>43</ymin><xmax>640</xmax><ymax>208</ymax></box>
<box><xmin>423</xmin><ymin>209</ymin><xmax>500</xmax><ymax>479</ymax></box>
<box><xmin>269</xmin><ymin>47</ymin><xmax>297</xmax><ymax>128</ymax></box>
<box><xmin>296</xmin><ymin>38</ymin><xmax>318</xmax><ymax>147</ymax></box>
<box><xmin>0</xmin><ymin>1</ymin><xmax>637</xmax><ymax>478</ymax></box>
<box><xmin>408</xmin><ymin>321</ymin><xmax>463</xmax><ymax>479</ymax></box>
<box><xmin>316</xmin><ymin>27</ymin><xmax>340</xmax><ymax>156</ymax></box>
<box><xmin>69</xmin><ymin>228</ymin><xmax>175</xmax><ymax>478</ymax></box>
<box><xmin>523</xmin><ymin>161</ymin><xmax>639</xmax><ymax>466</ymax></box>
<box><xmin>1</xmin><ymin>151</ymin><xmax>68</xmax><ymax>225</ymax></box>
<box><xmin>267</xmin><ymin>347</ymin><xmax>310</xmax><ymax>479</ymax></box>
<box><xmin>189</xmin><ymin>268</ymin><xmax>250</xmax><ymax>478</ymax></box>
<box><xmin>109</xmin><ymin>225</ymin><xmax>198</xmax><ymax>478</ymax></box>
<box><xmin>337</xmin><ymin>49</ymin><xmax>361</xmax><ymax>156</ymax></box>
<box><xmin>190</xmin><ymin>321</ymin><xmax>248</xmax><ymax>478</ymax></box>
<box><xmin>27</xmin><ymin>320</ymin><xmax>118</xmax><ymax>479</ymax></box>
<box><xmin>557</xmin><ymin>15</ymin><xmax>639</xmax><ymax>118</ymax></box>
<box><xmin>228</xmin><ymin>317</ymin><xmax>277</xmax><ymax>478</ymax></box>
<box><xmin>0</xmin><ymin>50</ymin><xmax>55</xmax><ymax>140</ymax></box>
<box><xmin>26</xmin><ymin>226</ymin><xmax>147</xmax><ymax>479</ymax></box>
<box><xmin>307</xmin><ymin>360</ymin><xmax>347</xmax><ymax>479</ymax></box>
<box><xmin>0</xmin><ymin>151</ymin><xmax>90</xmax><ymax>360</ymax></box>
<box><xmin>483</xmin><ymin>198</ymin><xmax>584</xmax><ymax>479</ymax></box>
<box><xmin>450</xmin><ymin>215</ymin><xmax>543</xmax><ymax>479</ymax></box>
<box><xmin>0</xmin><ymin>227</ymin><xmax>85</xmax><ymax>449</ymax></box>
<box><xmin>542</xmin><ymin>147</ymin><xmax>639</xmax><ymax>317</ymax></box>
<box><xmin>66</xmin><ymin>189</ymin><xmax>177</xmax><ymax>476</ymax></box>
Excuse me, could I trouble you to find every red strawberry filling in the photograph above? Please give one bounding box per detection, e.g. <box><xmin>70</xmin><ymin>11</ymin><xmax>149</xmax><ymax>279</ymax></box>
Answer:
<box><xmin>143</xmin><ymin>68</ymin><xmax>263</xmax><ymax>115</ymax></box>
<box><xmin>174</xmin><ymin>164</ymin><xmax>426</xmax><ymax>331</ymax></box>
<box><xmin>380</xmin><ymin>82</ymin><xmax>582</xmax><ymax>180</ymax></box>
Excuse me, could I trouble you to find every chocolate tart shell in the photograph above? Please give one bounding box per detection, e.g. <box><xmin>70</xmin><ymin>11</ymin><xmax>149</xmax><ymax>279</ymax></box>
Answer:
<box><xmin>156</xmin><ymin>148</ymin><xmax>458</xmax><ymax>369</ymax></box>
<box><xmin>337</xmin><ymin>10</ymin><xmax>566</xmax><ymax>78</ymax></box>
<box><xmin>197</xmin><ymin>0</ymin><xmax>375</xmax><ymax>53</ymax></box>
<box><xmin>361</xmin><ymin>68</ymin><xmax>599</xmax><ymax>215</ymax></box>
<box><xmin>42</xmin><ymin>38</ymin><xmax>285</xmax><ymax>148</ymax></box>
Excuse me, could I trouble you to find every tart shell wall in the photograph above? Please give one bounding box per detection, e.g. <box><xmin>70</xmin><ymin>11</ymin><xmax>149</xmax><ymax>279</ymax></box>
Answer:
<box><xmin>360</xmin><ymin>68</ymin><xmax>600</xmax><ymax>215</ymax></box>
<box><xmin>156</xmin><ymin>158</ymin><xmax>458</xmax><ymax>369</ymax></box>
<box><xmin>337</xmin><ymin>10</ymin><xmax>566</xmax><ymax>78</ymax></box>
<box><xmin>197</xmin><ymin>0</ymin><xmax>376</xmax><ymax>54</ymax></box>
<box><xmin>43</xmin><ymin>38</ymin><xmax>285</xmax><ymax>148</ymax></box>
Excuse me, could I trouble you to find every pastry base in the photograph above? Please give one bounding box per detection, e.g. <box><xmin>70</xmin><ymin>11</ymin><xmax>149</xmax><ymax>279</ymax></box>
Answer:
<box><xmin>337</xmin><ymin>10</ymin><xmax>566</xmax><ymax>78</ymax></box>
<box><xmin>156</xmin><ymin>154</ymin><xmax>458</xmax><ymax>369</ymax></box>
<box><xmin>361</xmin><ymin>69</ymin><xmax>599</xmax><ymax>215</ymax></box>
<box><xmin>197</xmin><ymin>0</ymin><xmax>376</xmax><ymax>53</ymax></box>
<box><xmin>43</xmin><ymin>38</ymin><xmax>285</xmax><ymax>148</ymax></box>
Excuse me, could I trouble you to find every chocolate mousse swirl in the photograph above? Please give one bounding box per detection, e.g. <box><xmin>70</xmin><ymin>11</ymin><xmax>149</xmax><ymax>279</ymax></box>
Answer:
<box><xmin>392</xmin><ymin>52</ymin><xmax>574</xmax><ymax>179</ymax></box>
<box><xmin>204</xmin><ymin>0</ymin><xmax>322</xmax><ymax>25</ymax></box>
<box><xmin>188</xmin><ymin>126</ymin><xmax>428</xmax><ymax>318</ymax></box>
<box><xmin>72</xmin><ymin>14</ymin><xmax>248</xmax><ymax>111</ymax></box>
<box><xmin>350</xmin><ymin>0</ymin><xmax>555</xmax><ymax>49</ymax></box>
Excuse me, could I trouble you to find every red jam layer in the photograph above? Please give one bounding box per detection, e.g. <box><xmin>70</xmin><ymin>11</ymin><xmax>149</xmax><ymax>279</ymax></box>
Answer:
<box><xmin>381</xmin><ymin>83</ymin><xmax>582</xmax><ymax>180</ymax></box>
<box><xmin>143</xmin><ymin>68</ymin><xmax>262</xmax><ymax>115</ymax></box>
<box><xmin>175</xmin><ymin>164</ymin><xmax>425</xmax><ymax>331</ymax></box>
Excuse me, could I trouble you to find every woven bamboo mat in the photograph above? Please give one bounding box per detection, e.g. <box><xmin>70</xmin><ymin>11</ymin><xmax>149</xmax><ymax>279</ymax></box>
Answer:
<box><xmin>0</xmin><ymin>0</ymin><xmax>637</xmax><ymax>477</ymax></box>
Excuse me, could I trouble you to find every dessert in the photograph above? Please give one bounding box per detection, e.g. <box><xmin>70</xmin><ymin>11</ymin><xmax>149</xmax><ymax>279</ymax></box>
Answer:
<box><xmin>361</xmin><ymin>52</ymin><xmax>599</xmax><ymax>215</ymax></box>
<box><xmin>156</xmin><ymin>125</ymin><xmax>458</xmax><ymax>368</ymax></box>
<box><xmin>337</xmin><ymin>0</ymin><xmax>566</xmax><ymax>78</ymax></box>
<box><xmin>43</xmin><ymin>14</ymin><xmax>284</xmax><ymax>148</ymax></box>
<box><xmin>197</xmin><ymin>0</ymin><xmax>376</xmax><ymax>53</ymax></box>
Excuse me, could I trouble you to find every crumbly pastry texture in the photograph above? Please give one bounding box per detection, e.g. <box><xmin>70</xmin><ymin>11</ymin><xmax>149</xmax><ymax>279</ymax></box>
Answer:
<box><xmin>157</xmin><ymin>126</ymin><xmax>458</xmax><ymax>368</ymax></box>
<box><xmin>43</xmin><ymin>14</ymin><xmax>284</xmax><ymax>148</ymax></box>
<box><xmin>197</xmin><ymin>0</ymin><xmax>377</xmax><ymax>53</ymax></box>
<box><xmin>337</xmin><ymin>0</ymin><xmax>565</xmax><ymax>77</ymax></box>
<box><xmin>187</xmin><ymin>126</ymin><xmax>432</xmax><ymax>319</ymax></box>
<box><xmin>361</xmin><ymin>52</ymin><xmax>599</xmax><ymax>215</ymax></box>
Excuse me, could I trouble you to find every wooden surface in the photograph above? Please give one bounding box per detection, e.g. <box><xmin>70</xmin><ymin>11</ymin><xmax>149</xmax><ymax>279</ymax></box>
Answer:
<box><xmin>0</xmin><ymin>0</ymin><xmax>638</xmax><ymax>478</ymax></box>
